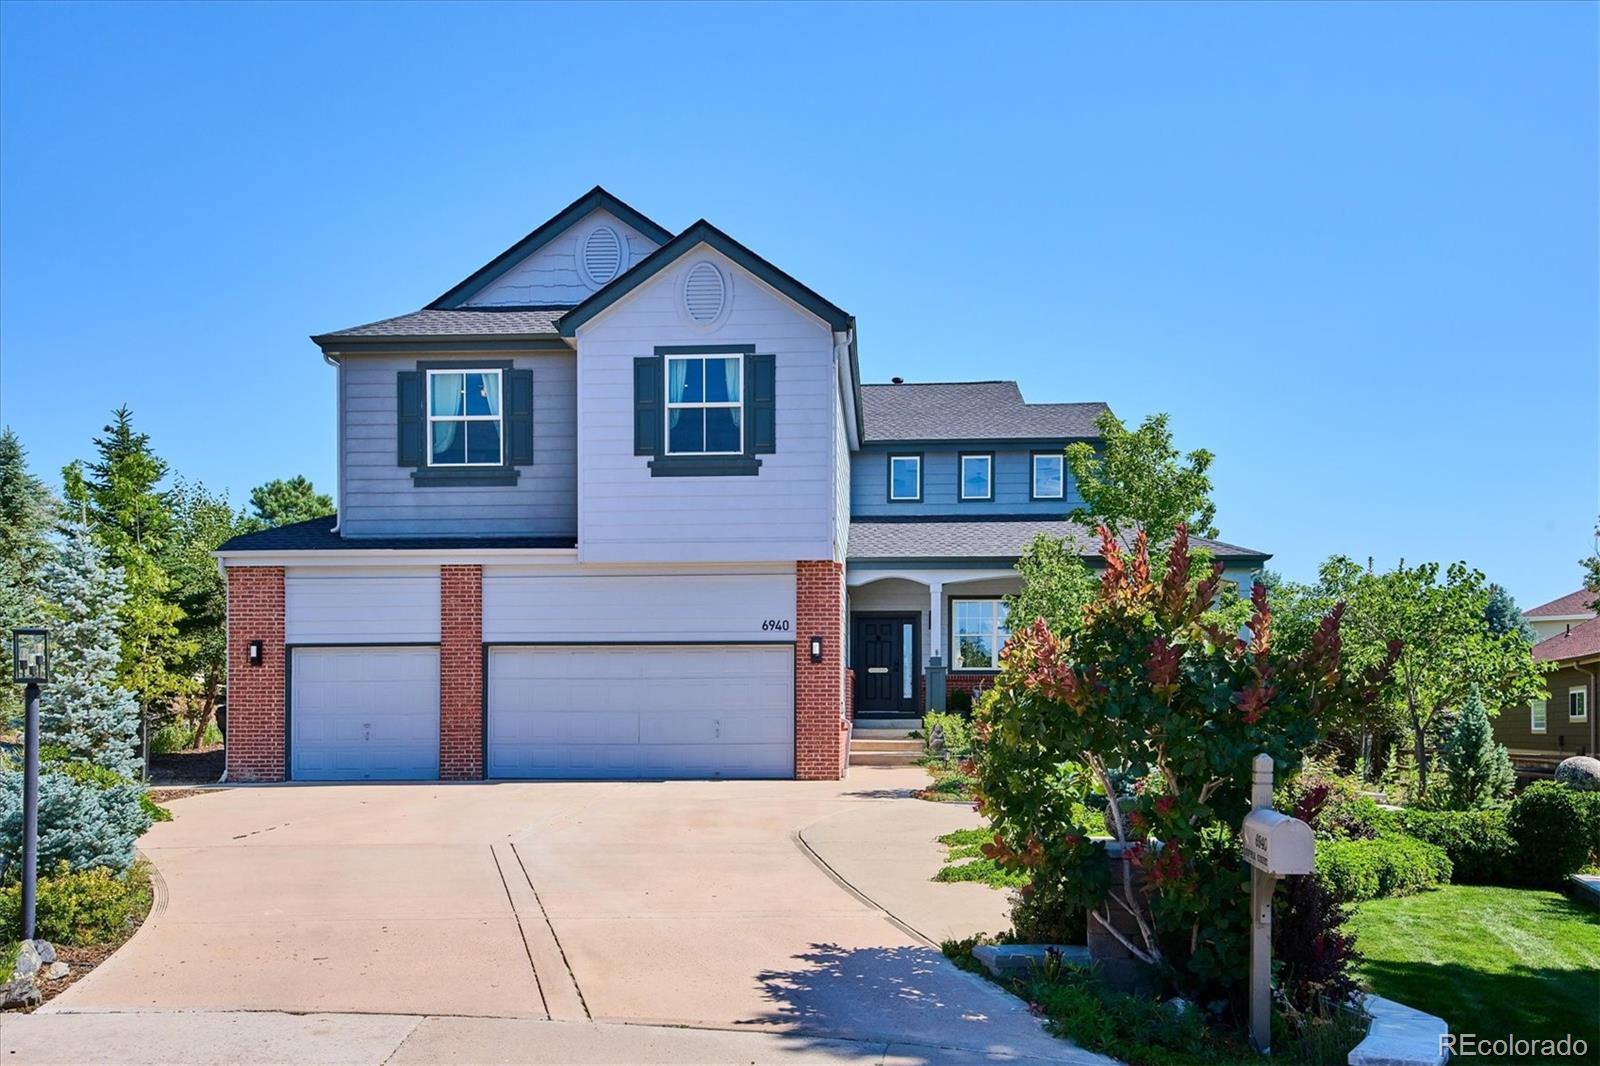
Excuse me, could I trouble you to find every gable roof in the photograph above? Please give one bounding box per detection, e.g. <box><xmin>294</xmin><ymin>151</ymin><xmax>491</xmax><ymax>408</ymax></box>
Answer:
<box><xmin>556</xmin><ymin>218</ymin><xmax>855</xmax><ymax>338</ymax></box>
<box><xmin>428</xmin><ymin>186</ymin><xmax>674</xmax><ymax>309</ymax></box>
<box><xmin>1533</xmin><ymin>616</ymin><xmax>1600</xmax><ymax>663</ymax></box>
<box><xmin>861</xmin><ymin>381</ymin><xmax>1107</xmax><ymax>443</ymax></box>
<box><xmin>1525</xmin><ymin>588</ymin><xmax>1597</xmax><ymax>619</ymax></box>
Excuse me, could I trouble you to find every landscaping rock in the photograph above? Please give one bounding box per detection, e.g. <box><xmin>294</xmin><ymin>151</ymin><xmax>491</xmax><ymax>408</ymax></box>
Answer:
<box><xmin>1348</xmin><ymin>994</ymin><xmax>1449</xmax><ymax>1066</ymax></box>
<box><xmin>0</xmin><ymin>975</ymin><xmax>40</xmax><ymax>1010</ymax></box>
<box><xmin>28</xmin><ymin>940</ymin><xmax>55</xmax><ymax>966</ymax></box>
<box><xmin>971</xmin><ymin>943</ymin><xmax>1090</xmax><ymax>978</ymax></box>
<box><xmin>45</xmin><ymin>961</ymin><xmax>69</xmax><ymax>981</ymax></box>
<box><xmin>1554</xmin><ymin>756</ymin><xmax>1600</xmax><ymax>792</ymax></box>
<box><xmin>11</xmin><ymin>941</ymin><xmax>41</xmax><ymax>979</ymax></box>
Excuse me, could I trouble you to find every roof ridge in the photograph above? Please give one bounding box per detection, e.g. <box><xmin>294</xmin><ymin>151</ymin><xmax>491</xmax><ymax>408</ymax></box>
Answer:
<box><xmin>862</xmin><ymin>379</ymin><xmax>1016</xmax><ymax>387</ymax></box>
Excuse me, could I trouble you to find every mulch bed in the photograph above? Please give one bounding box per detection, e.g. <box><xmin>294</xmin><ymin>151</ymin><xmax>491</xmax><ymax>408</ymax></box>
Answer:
<box><xmin>13</xmin><ymin>942</ymin><xmax>122</xmax><ymax>1012</ymax></box>
<box><xmin>148</xmin><ymin>745</ymin><xmax>224</xmax><ymax>786</ymax></box>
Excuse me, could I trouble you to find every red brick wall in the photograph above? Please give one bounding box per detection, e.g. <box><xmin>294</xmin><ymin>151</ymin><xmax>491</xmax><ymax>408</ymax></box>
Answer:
<box><xmin>440</xmin><ymin>565</ymin><xmax>484</xmax><ymax>780</ymax></box>
<box><xmin>845</xmin><ymin>669</ymin><xmax>855</xmax><ymax>723</ymax></box>
<box><xmin>795</xmin><ymin>560</ymin><xmax>848</xmax><ymax>779</ymax></box>
<box><xmin>947</xmin><ymin>673</ymin><xmax>997</xmax><ymax>701</ymax></box>
<box><xmin>226</xmin><ymin>567</ymin><xmax>286</xmax><ymax>782</ymax></box>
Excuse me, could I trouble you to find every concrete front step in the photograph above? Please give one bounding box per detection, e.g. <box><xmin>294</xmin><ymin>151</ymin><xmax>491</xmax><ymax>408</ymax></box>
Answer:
<box><xmin>849</xmin><ymin>751</ymin><xmax>924</xmax><ymax>767</ymax></box>
<box><xmin>853</xmin><ymin>717</ymin><xmax>922</xmax><ymax>732</ymax></box>
<box><xmin>851</xmin><ymin>738</ymin><xmax>923</xmax><ymax>753</ymax></box>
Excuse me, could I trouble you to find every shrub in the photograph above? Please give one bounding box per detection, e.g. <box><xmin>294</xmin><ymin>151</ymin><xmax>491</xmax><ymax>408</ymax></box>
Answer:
<box><xmin>945</xmin><ymin>689</ymin><xmax>974</xmax><ymax>715</ymax></box>
<box><xmin>149</xmin><ymin>719</ymin><xmax>223</xmax><ymax>755</ymax></box>
<box><xmin>1277</xmin><ymin>762</ymin><xmax>1380</xmax><ymax>840</ymax></box>
<box><xmin>1371</xmin><ymin>807</ymin><xmax>1517</xmax><ymax>884</ymax></box>
<box><xmin>1315</xmin><ymin>834</ymin><xmax>1451</xmax><ymax>903</ymax></box>
<box><xmin>0</xmin><ymin>861</ymin><xmax>151</xmax><ymax>944</ymax></box>
<box><xmin>922</xmin><ymin>712</ymin><xmax>972</xmax><ymax>759</ymax></box>
<box><xmin>0</xmin><ymin>767</ymin><xmax>152</xmax><ymax>876</ymax></box>
<box><xmin>1555</xmin><ymin>756</ymin><xmax>1600</xmax><ymax>792</ymax></box>
<box><xmin>1273</xmin><ymin>871</ymin><xmax>1362</xmax><ymax>1015</ymax></box>
<box><xmin>1505</xmin><ymin>781</ymin><xmax>1600</xmax><ymax>886</ymax></box>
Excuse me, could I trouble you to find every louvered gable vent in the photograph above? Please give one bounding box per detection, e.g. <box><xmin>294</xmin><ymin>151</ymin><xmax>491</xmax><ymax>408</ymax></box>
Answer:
<box><xmin>684</xmin><ymin>261</ymin><xmax>726</xmax><ymax>323</ymax></box>
<box><xmin>581</xmin><ymin>225</ymin><xmax>623</xmax><ymax>287</ymax></box>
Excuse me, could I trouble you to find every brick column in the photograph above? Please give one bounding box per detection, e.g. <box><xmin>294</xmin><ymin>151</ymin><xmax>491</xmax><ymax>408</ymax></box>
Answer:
<box><xmin>226</xmin><ymin>566</ymin><xmax>285</xmax><ymax>782</ymax></box>
<box><xmin>795</xmin><ymin>560</ymin><xmax>848</xmax><ymax>780</ymax></box>
<box><xmin>440</xmin><ymin>565</ymin><xmax>484</xmax><ymax>780</ymax></box>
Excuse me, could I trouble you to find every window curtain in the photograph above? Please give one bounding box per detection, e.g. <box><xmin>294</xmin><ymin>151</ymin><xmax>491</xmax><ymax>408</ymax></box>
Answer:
<box><xmin>668</xmin><ymin>360</ymin><xmax>693</xmax><ymax>403</ymax></box>
<box><xmin>431</xmin><ymin>374</ymin><xmax>463</xmax><ymax>455</ymax></box>
<box><xmin>472</xmin><ymin>372</ymin><xmax>500</xmax><ymax>416</ymax></box>
<box><xmin>715</xmin><ymin>358</ymin><xmax>740</xmax><ymax>402</ymax></box>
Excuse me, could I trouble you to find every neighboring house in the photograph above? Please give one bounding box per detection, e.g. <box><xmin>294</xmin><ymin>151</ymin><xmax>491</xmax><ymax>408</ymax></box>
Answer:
<box><xmin>1494</xmin><ymin>616</ymin><xmax>1599</xmax><ymax>767</ymax></box>
<box><xmin>215</xmin><ymin>187</ymin><xmax>1271</xmax><ymax>783</ymax></box>
<box><xmin>1522</xmin><ymin>588</ymin><xmax>1598</xmax><ymax>643</ymax></box>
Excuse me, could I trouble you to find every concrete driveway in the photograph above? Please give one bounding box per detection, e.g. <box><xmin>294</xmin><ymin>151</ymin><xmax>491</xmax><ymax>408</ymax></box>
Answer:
<box><xmin>45</xmin><ymin>768</ymin><xmax>1100</xmax><ymax>1062</ymax></box>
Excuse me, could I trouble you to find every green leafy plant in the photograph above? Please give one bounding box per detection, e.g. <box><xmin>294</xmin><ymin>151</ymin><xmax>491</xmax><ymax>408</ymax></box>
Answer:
<box><xmin>1371</xmin><ymin>807</ymin><xmax>1517</xmax><ymax>884</ymax></box>
<box><xmin>1314</xmin><ymin>835</ymin><xmax>1451</xmax><ymax>903</ymax></box>
<box><xmin>1505</xmin><ymin>781</ymin><xmax>1600</xmax><ymax>886</ymax></box>
<box><xmin>974</xmin><ymin>524</ymin><xmax>1390</xmax><ymax>1002</ymax></box>
<box><xmin>922</xmin><ymin>712</ymin><xmax>972</xmax><ymax>759</ymax></box>
<box><xmin>0</xmin><ymin>861</ymin><xmax>151</xmax><ymax>944</ymax></box>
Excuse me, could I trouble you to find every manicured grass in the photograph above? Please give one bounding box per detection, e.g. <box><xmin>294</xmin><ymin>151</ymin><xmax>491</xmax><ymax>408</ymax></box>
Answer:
<box><xmin>933</xmin><ymin>827</ymin><xmax>1029</xmax><ymax>888</ymax></box>
<box><xmin>1349</xmin><ymin>885</ymin><xmax>1600</xmax><ymax>1061</ymax></box>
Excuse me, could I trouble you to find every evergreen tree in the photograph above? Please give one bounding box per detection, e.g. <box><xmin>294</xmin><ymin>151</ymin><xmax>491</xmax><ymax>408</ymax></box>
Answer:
<box><xmin>1438</xmin><ymin>688</ymin><xmax>1516</xmax><ymax>810</ymax></box>
<box><xmin>36</xmin><ymin>522</ymin><xmax>142</xmax><ymax>776</ymax></box>
<box><xmin>1484</xmin><ymin>583</ymin><xmax>1537</xmax><ymax>644</ymax></box>
<box><xmin>0</xmin><ymin>429</ymin><xmax>55</xmax><ymax>722</ymax></box>
<box><xmin>249</xmin><ymin>475</ymin><xmax>333</xmax><ymax>528</ymax></box>
<box><xmin>63</xmin><ymin>406</ymin><xmax>191</xmax><ymax>715</ymax></box>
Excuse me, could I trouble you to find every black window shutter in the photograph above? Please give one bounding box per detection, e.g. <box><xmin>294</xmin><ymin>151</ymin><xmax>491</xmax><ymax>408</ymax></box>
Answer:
<box><xmin>505</xmin><ymin>368</ymin><xmax>534</xmax><ymax>465</ymax></box>
<box><xmin>747</xmin><ymin>353</ymin><xmax>776</xmax><ymax>454</ymax></box>
<box><xmin>396</xmin><ymin>370</ymin><xmax>424</xmax><ymax>466</ymax></box>
<box><xmin>634</xmin><ymin>356</ymin><xmax>662</xmax><ymax>456</ymax></box>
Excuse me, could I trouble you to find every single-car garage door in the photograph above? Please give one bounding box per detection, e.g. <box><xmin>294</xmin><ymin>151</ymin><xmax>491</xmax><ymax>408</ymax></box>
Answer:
<box><xmin>290</xmin><ymin>647</ymin><xmax>440</xmax><ymax>781</ymax></box>
<box><xmin>487</xmin><ymin>645</ymin><xmax>794</xmax><ymax>780</ymax></box>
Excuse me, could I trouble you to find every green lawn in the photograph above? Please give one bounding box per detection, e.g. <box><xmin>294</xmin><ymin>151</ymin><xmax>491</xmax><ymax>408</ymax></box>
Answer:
<box><xmin>1349</xmin><ymin>885</ymin><xmax>1600</xmax><ymax>1062</ymax></box>
<box><xmin>933</xmin><ymin>827</ymin><xmax>1029</xmax><ymax>888</ymax></box>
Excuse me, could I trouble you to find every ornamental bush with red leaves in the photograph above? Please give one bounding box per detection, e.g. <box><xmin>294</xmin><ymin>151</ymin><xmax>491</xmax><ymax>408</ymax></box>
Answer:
<box><xmin>972</xmin><ymin>523</ymin><xmax>1389</xmax><ymax>1007</ymax></box>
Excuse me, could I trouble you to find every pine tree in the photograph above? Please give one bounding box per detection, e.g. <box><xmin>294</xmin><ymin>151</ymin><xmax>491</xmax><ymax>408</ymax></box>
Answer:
<box><xmin>1438</xmin><ymin>688</ymin><xmax>1516</xmax><ymax>810</ymax></box>
<box><xmin>249</xmin><ymin>475</ymin><xmax>333</xmax><ymax>528</ymax></box>
<box><xmin>1484</xmin><ymin>583</ymin><xmax>1537</xmax><ymax>644</ymax></box>
<box><xmin>0</xmin><ymin>429</ymin><xmax>56</xmax><ymax>723</ymax></box>
<box><xmin>36</xmin><ymin>522</ymin><xmax>142</xmax><ymax>777</ymax></box>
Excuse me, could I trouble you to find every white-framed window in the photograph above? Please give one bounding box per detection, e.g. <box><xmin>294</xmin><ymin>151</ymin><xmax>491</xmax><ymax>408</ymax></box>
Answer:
<box><xmin>427</xmin><ymin>369</ymin><xmax>503</xmax><ymax>466</ymax></box>
<box><xmin>889</xmin><ymin>454</ymin><xmax>921</xmax><ymax>501</ymax></box>
<box><xmin>960</xmin><ymin>453</ymin><xmax>993</xmax><ymax>501</ymax></box>
<box><xmin>1569</xmin><ymin>687</ymin><xmax>1588</xmax><ymax>723</ymax></box>
<box><xmin>1531</xmin><ymin>700</ymin><xmax>1547</xmax><ymax>734</ymax></box>
<box><xmin>953</xmin><ymin>598</ymin><xmax>1009</xmax><ymax>670</ymax></box>
<box><xmin>666</xmin><ymin>355</ymin><xmax>742</xmax><ymax>455</ymax></box>
<box><xmin>1032</xmin><ymin>452</ymin><xmax>1065</xmax><ymax>499</ymax></box>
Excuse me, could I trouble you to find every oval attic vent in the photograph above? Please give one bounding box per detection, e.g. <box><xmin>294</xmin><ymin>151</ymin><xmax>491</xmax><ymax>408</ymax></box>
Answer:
<box><xmin>683</xmin><ymin>261</ymin><xmax>726</xmax><ymax>323</ymax></box>
<box><xmin>581</xmin><ymin>225</ymin><xmax>623</xmax><ymax>287</ymax></box>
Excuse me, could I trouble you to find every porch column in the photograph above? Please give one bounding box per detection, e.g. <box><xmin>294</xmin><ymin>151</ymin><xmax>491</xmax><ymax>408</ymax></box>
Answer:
<box><xmin>926</xmin><ymin>580</ymin><xmax>946</xmax><ymax>712</ymax></box>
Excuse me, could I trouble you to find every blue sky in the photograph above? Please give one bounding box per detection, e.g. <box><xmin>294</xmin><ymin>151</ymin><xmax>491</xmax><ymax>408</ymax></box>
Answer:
<box><xmin>1</xmin><ymin>2</ymin><xmax>1594</xmax><ymax>607</ymax></box>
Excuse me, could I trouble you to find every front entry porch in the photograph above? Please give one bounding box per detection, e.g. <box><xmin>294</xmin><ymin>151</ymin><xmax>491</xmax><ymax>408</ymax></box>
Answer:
<box><xmin>845</xmin><ymin>568</ymin><xmax>1021</xmax><ymax>719</ymax></box>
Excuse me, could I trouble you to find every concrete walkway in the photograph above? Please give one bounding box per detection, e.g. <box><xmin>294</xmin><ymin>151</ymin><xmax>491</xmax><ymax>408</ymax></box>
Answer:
<box><xmin>23</xmin><ymin>768</ymin><xmax>1109</xmax><ymax>1065</ymax></box>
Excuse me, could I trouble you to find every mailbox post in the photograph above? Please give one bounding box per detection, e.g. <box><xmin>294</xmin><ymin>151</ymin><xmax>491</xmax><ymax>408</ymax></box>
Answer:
<box><xmin>1240</xmin><ymin>753</ymin><xmax>1315</xmax><ymax>1055</ymax></box>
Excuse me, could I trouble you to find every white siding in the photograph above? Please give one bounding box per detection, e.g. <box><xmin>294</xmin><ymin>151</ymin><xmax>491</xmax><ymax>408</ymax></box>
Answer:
<box><xmin>483</xmin><ymin>569</ymin><xmax>795</xmax><ymax>643</ymax></box>
<box><xmin>285</xmin><ymin>570</ymin><xmax>440</xmax><ymax>643</ymax></box>
<box><xmin>339</xmin><ymin>351</ymin><xmax>577</xmax><ymax>538</ymax></box>
<box><xmin>574</xmin><ymin>247</ymin><xmax>838</xmax><ymax>563</ymax></box>
<box><xmin>465</xmin><ymin>209</ymin><xmax>661</xmax><ymax>307</ymax></box>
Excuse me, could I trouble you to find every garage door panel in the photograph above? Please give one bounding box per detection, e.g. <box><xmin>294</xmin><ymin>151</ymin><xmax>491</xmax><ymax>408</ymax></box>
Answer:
<box><xmin>487</xmin><ymin>645</ymin><xmax>794</xmax><ymax>780</ymax></box>
<box><xmin>291</xmin><ymin>647</ymin><xmax>440</xmax><ymax>782</ymax></box>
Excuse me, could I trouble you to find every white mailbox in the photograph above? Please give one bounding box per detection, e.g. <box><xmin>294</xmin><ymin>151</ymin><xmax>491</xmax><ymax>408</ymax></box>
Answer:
<box><xmin>1240</xmin><ymin>808</ymin><xmax>1314</xmax><ymax>876</ymax></box>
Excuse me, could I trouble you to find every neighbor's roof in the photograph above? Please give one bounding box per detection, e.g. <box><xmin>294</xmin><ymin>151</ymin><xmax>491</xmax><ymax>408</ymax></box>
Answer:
<box><xmin>312</xmin><ymin>307</ymin><xmax>568</xmax><ymax>345</ymax></box>
<box><xmin>1533</xmin><ymin>617</ymin><xmax>1600</xmax><ymax>664</ymax></box>
<box><xmin>215</xmin><ymin>516</ymin><xmax>575</xmax><ymax>553</ymax></box>
<box><xmin>847</xmin><ymin>516</ymin><xmax>1269</xmax><ymax>564</ymax></box>
<box><xmin>1524</xmin><ymin>588</ymin><xmax>1598</xmax><ymax>619</ymax></box>
<box><xmin>860</xmin><ymin>381</ymin><xmax>1107</xmax><ymax>443</ymax></box>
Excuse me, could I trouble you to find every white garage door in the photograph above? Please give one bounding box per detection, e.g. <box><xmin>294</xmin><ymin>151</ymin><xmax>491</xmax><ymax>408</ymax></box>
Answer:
<box><xmin>290</xmin><ymin>647</ymin><xmax>440</xmax><ymax>781</ymax></box>
<box><xmin>487</xmin><ymin>645</ymin><xmax>794</xmax><ymax>780</ymax></box>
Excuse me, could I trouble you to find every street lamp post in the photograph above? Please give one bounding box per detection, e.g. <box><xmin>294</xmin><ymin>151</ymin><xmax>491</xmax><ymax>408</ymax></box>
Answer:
<box><xmin>11</xmin><ymin>628</ymin><xmax>50</xmax><ymax>941</ymax></box>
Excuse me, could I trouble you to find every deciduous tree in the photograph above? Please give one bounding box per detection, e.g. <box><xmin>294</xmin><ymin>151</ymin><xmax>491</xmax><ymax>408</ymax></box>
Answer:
<box><xmin>1065</xmin><ymin>411</ymin><xmax>1218</xmax><ymax>542</ymax></box>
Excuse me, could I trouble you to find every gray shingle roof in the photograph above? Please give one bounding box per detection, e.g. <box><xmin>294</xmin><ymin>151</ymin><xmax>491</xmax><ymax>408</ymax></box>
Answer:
<box><xmin>847</xmin><ymin>517</ymin><xmax>1269</xmax><ymax>563</ymax></box>
<box><xmin>315</xmin><ymin>307</ymin><xmax>569</xmax><ymax>342</ymax></box>
<box><xmin>861</xmin><ymin>381</ymin><xmax>1107</xmax><ymax>442</ymax></box>
<box><xmin>216</xmin><ymin>516</ymin><xmax>575</xmax><ymax>553</ymax></box>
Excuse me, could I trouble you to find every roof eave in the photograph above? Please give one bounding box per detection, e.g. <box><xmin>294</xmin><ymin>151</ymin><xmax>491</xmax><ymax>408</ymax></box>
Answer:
<box><xmin>311</xmin><ymin>333</ymin><xmax>573</xmax><ymax>355</ymax></box>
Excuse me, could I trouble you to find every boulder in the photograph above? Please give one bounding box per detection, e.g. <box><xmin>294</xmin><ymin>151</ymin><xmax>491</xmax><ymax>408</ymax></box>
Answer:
<box><xmin>44</xmin><ymin>961</ymin><xmax>69</xmax><ymax>981</ymax></box>
<box><xmin>0</xmin><ymin>976</ymin><xmax>40</xmax><ymax>1009</ymax></box>
<box><xmin>28</xmin><ymin>940</ymin><xmax>55</xmax><ymax>966</ymax></box>
<box><xmin>11</xmin><ymin>941</ymin><xmax>41</xmax><ymax>979</ymax></box>
<box><xmin>1555</xmin><ymin>756</ymin><xmax>1600</xmax><ymax>792</ymax></box>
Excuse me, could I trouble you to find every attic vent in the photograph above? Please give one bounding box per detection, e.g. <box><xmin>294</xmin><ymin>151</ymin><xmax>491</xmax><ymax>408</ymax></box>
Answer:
<box><xmin>683</xmin><ymin>261</ymin><xmax>726</xmax><ymax>323</ymax></box>
<box><xmin>580</xmin><ymin>225</ymin><xmax>623</xmax><ymax>287</ymax></box>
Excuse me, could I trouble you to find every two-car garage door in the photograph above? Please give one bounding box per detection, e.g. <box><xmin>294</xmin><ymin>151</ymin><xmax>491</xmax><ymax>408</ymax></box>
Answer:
<box><xmin>486</xmin><ymin>645</ymin><xmax>794</xmax><ymax>780</ymax></box>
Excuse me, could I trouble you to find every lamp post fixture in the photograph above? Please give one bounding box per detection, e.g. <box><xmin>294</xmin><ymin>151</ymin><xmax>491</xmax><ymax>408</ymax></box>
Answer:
<box><xmin>11</xmin><ymin>628</ymin><xmax>50</xmax><ymax>941</ymax></box>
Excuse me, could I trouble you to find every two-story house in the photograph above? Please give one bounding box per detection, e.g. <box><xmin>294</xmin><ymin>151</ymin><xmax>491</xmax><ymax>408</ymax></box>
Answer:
<box><xmin>216</xmin><ymin>187</ymin><xmax>1269</xmax><ymax>783</ymax></box>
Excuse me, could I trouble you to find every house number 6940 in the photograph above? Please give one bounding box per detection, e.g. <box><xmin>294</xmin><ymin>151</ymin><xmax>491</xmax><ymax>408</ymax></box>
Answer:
<box><xmin>761</xmin><ymin>619</ymin><xmax>792</xmax><ymax>632</ymax></box>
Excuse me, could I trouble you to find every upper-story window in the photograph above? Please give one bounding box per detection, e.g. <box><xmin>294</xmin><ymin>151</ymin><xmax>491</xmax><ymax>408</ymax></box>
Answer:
<box><xmin>1531</xmin><ymin>700</ymin><xmax>1547</xmax><ymax>733</ymax></box>
<box><xmin>666</xmin><ymin>355</ymin><xmax>742</xmax><ymax>455</ymax></box>
<box><xmin>1571</xmin><ymin>687</ymin><xmax>1589</xmax><ymax>722</ymax></box>
<box><xmin>428</xmin><ymin>369</ymin><xmax>503</xmax><ymax>466</ymax></box>
<box><xmin>959</xmin><ymin>453</ymin><xmax>993</xmax><ymax>501</ymax></box>
<box><xmin>889</xmin><ymin>454</ymin><xmax>922</xmax><ymax>501</ymax></box>
<box><xmin>1032</xmin><ymin>452</ymin><xmax>1065</xmax><ymax>500</ymax></box>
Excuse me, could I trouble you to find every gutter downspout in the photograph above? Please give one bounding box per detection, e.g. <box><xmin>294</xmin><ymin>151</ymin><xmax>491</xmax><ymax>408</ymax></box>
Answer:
<box><xmin>1582</xmin><ymin>661</ymin><xmax>1599</xmax><ymax>757</ymax></box>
